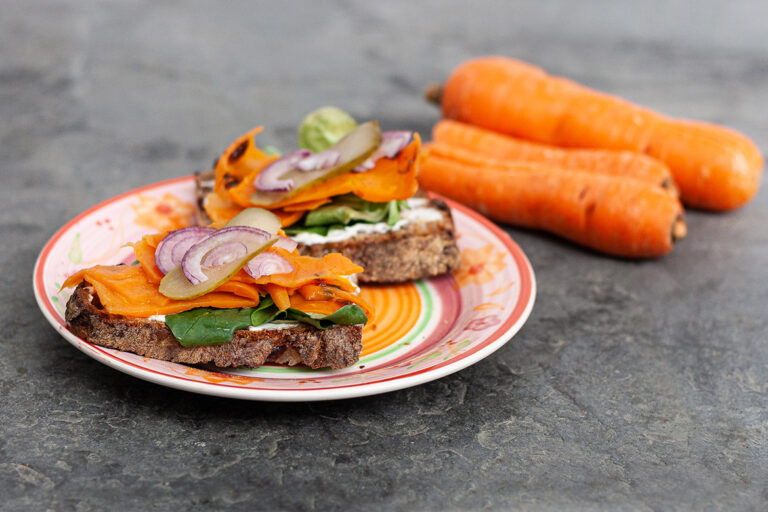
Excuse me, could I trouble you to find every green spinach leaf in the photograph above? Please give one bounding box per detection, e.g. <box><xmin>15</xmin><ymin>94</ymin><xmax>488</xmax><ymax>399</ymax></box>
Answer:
<box><xmin>262</xmin><ymin>145</ymin><xmax>282</xmax><ymax>157</ymax></box>
<box><xmin>284</xmin><ymin>224</ymin><xmax>340</xmax><ymax>236</ymax></box>
<box><xmin>164</xmin><ymin>298</ymin><xmax>367</xmax><ymax>346</ymax></box>
<box><xmin>165</xmin><ymin>307</ymin><xmax>256</xmax><ymax>347</ymax></box>
<box><xmin>286</xmin><ymin>194</ymin><xmax>408</xmax><ymax>234</ymax></box>
<box><xmin>386</xmin><ymin>199</ymin><xmax>400</xmax><ymax>226</ymax></box>
<box><xmin>284</xmin><ymin>305</ymin><xmax>368</xmax><ymax>330</ymax></box>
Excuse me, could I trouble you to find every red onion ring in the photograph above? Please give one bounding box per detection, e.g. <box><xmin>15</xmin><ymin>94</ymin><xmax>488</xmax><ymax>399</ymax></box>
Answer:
<box><xmin>244</xmin><ymin>252</ymin><xmax>294</xmax><ymax>279</ymax></box>
<box><xmin>296</xmin><ymin>149</ymin><xmax>341</xmax><ymax>171</ymax></box>
<box><xmin>353</xmin><ymin>131</ymin><xmax>412</xmax><ymax>173</ymax></box>
<box><xmin>273</xmin><ymin>236</ymin><xmax>298</xmax><ymax>252</ymax></box>
<box><xmin>202</xmin><ymin>241</ymin><xmax>247</xmax><ymax>268</ymax></box>
<box><xmin>154</xmin><ymin>227</ymin><xmax>216</xmax><ymax>274</ymax></box>
<box><xmin>181</xmin><ymin>226</ymin><xmax>272</xmax><ymax>284</ymax></box>
<box><xmin>254</xmin><ymin>149</ymin><xmax>311</xmax><ymax>191</ymax></box>
<box><xmin>379</xmin><ymin>131</ymin><xmax>413</xmax><ymax>157</ymax></box>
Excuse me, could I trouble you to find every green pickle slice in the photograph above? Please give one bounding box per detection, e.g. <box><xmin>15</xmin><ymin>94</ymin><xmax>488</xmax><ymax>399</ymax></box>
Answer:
<box><xmin>159</xmin><ymin>237</ymin><xmax>277</xmax><ymax>300</ymax></box>
<box><xmin>250</xmin><ymin>121</ymin><xmax>382</xmax><ymax>207</ymax></box>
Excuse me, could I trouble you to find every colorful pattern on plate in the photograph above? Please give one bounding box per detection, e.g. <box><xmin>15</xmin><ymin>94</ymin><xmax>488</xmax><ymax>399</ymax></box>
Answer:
<box><xmin>34</xmin><ymin>176</ymin><xmax>535</xmax><ymax>401</ymax></box>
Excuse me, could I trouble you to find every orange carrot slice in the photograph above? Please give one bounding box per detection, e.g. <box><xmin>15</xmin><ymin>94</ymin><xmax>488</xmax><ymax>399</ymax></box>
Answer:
<box><xmin>62</xmin><ymin>236</ymin><xmax>369</xmax><ymax>317</ymax></box>
<box><xmin>62</xmin><ymin>266</ymin><xmax>259</xmax><ymax>316</ymax></box>
<box><xmin>220</xmin><ymin>136</ymin><xmax>421</xmax><ymax>209</ymax></box>
<box><xmin>265</xmin><ymin>283</ymin><xmax>291</xmax><ymax>311</ymax></box>
<box><xmin>298</xmin><ymin>284</ymin><xmax>374</xmax><ymax>320</ymax></box>
<box><xmin>243</xmin><ymin>249</ymin><xmax>362</xmax><ymax>292</ymax></box>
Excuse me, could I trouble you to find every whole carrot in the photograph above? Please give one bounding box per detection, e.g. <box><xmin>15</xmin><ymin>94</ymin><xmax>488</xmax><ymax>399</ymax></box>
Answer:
<box><xmin>426</xmin><ymin>57</ymin><xmax>763</xmax><ymax>211</ymax></box>
<box><xmin>420</xmin><ymin>153</ymin><xmax>686</xmax><ymax>258</ymax></box>
<box><xmin>432</xmin><ymin>119</ymin><xmax>676</xmax><ymax>194</ymax></box>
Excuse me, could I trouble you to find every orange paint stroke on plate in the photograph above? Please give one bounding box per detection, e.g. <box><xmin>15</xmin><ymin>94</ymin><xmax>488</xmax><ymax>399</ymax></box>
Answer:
<box><xmin>454</xmin><ymin>244</ymin><xmax>508</xmax><ymax>288</ymax></box>
<box><xmin>79</xmin><ymin>213</ymin><xmax>126</xmax><ymax>266</ymax></box>
<box><xmin>183</xmin><ymin>367</ymin><xmax>263</xmax><ymax>385</ymax></box>
<box><xmin>132</xmin><ymin>193</ymin><xmax>196</xmax><ymax>232</ymax></box>
<box><xmin>359</xmin><ymin>282</ymin><xmax>421</xmax><ymax>357</ymax></box>
<box><xmin>490</xmin><ymin>282</ymin><xmax>516</xmax><ymax>296</ymax></box>
<box><xmin>473</xmin><ymin>302</ymin><xmax>504</xmax><ymax>312</ymax></box>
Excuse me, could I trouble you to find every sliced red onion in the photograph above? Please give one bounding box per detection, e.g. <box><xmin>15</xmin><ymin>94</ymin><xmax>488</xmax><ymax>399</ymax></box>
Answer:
<box><xmin>254</xmin><ymin>149</ymin><xmax>311</xmax><ymax>191</ymax></box>
<box><xmin>353</xmin><ymin>159</ymin><xmax>377</xmax><ymax>173</ymax></box>
<box><xmin>296</xmin><ymin>149</ymin><xmax>341</xmax><ymax>171</ymax></box>
<box><xmin>154</xmin><ymin>227</ymin><xmax>216</xmax><ymax>274</ymax></box>
<box><xmin>352</xmin><ymin>131</ymin><xmax>412</xmax><ymax>172</ymax></box>
<box><xmin>380</xmin><ymin>131</ymin><xmax>413</xmax><ymax>157</ymax></box>
<box><xmin>182</xmin><ymin>226</ymin><xmax>272</xmax><ymax>285</ymax></box>
<box><xmin>171</xmin><ymin>236</ymin><xmax>207</xmax><ymax>268</ymax></box>
<box><xmin>250</xmin><ymin>122</ymin><xmax>382</xmax><ymax>205</ymax></box>
<box><xmin>274</xmin><ymin>236</ymin><xmax>298</xmax><ymax>252</ymax></box>
<box><xmin>202</xmin><ymin>241</ymin><xmax>247</xmax><ymax>268</ymax></box>
<box><xmin>244</xmin><ymin>252</ymin><xmax>294</xmax><ymax>279</ymax></box>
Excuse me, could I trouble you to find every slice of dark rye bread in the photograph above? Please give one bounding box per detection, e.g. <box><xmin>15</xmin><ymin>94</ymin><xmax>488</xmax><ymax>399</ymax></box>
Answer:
<box><xmin>194</xmin><ymin>170</ymin><xmax>461</xmax><ymax>283</ymax></box>
<box><xmin>65</xmin><ymin>283</ymin><xmax>363</xmax><ymax>369</ymax></box>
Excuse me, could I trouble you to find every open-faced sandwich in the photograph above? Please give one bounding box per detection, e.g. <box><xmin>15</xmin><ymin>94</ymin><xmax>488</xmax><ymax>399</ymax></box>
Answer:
<box><xmin>196</xmin><ymin>107</ymin><xmax>461</xmax><ymax>283</ymax></box>
<box><xmin>63</xmin><ymin>208</ymin><xmax>373</xmax><ymax>370</ymax></box>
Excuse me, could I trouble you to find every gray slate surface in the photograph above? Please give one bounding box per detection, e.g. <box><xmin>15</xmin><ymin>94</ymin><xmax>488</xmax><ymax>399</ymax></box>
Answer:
<box><xmin>2</xmin><ymin>1</ymin><xmax>767</xmax><ymax>510</ymax></box>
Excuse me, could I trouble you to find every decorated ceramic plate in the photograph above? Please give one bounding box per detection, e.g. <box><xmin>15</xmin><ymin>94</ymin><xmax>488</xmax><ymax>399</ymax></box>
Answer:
<box><xmin>34</xmin><ymin>176</ymin><xmax>536</xmax><ymax>401</ymax></box>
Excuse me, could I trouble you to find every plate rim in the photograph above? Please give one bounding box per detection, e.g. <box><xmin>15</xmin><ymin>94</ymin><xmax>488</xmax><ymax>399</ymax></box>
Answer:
<box><xmin>33</xmin><ymin>175</ymin><xmax>536</xmax><ymax>401</ymax></box>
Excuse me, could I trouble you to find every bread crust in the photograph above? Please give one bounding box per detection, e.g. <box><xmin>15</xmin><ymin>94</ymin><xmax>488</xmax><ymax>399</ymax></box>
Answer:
<box><xmin>297</xmin><ymin>198</ymin><xmax>460</xmax><ymax>283</ymax></box>
<box><xmin>65</xmin><ymin>283</ymin><xmax>363</xmax><ymax>370</ymax></box>
<box><xmin>195</xmin><ymin>170</ymin><xmax>461</xmax><ymax>283</ymax></box>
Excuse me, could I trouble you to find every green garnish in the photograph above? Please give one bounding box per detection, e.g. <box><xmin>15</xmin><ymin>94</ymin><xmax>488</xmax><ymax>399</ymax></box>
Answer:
<box><xmin>284</xmin><ymin>194</ymin><xmax>408</xmax><ymax>235</ymax></box>
<box><xmin>165</xmin><ymin>307</ymin><xmax>257</xmax><ymax>347</ymax></box>
<box><xmin>304</xmin><ymin>194</ymin><xmax>390</xmax><ymax>226</ymax></box>
<box><xmin>298</xmin><ymin>107</ymin><xmax>358</xmax><ymax>152</ymax></box>
<box><xmin>164</xmin><ymin>297</ymin><xmax>367</xmax><ymax>347</ymax></box>
<box><xmin>283</xmin><ymin>224</ymin><xmax>346</xmax><ymax>237</ymax></box>
<box><xmin>282</xmin><ymin>305</ymin><xmax>368</xmax><ymax>330</ymax></box>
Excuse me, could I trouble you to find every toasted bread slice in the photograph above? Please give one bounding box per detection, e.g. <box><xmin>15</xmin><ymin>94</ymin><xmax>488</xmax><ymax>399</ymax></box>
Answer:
<box><xmin>195</xmin><ymin>170</ymin><xmax>461</xmax><ymax>283</ymax></box>
<box><xmin>65</xmin><ymin>283</ymin><xmax>363</xmax><ymax>370</ymax></box>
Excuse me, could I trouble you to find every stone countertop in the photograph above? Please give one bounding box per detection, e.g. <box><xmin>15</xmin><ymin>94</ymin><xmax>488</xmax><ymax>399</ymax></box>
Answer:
<box><xmin>2</xmin><ymin>1</ymin><xmax>766</xmax><ymax>510</ymax></box>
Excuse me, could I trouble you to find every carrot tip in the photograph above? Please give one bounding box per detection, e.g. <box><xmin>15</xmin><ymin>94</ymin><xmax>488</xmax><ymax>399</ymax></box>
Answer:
<box><xmin>672</xmin><ymin>217</ymin><xmax>687</xmax><ymax>242</ymax></box>
<box><xmin>424</xmin><ymin>83</ymin><xmax>443</xmax><ymax>106</ymax></box>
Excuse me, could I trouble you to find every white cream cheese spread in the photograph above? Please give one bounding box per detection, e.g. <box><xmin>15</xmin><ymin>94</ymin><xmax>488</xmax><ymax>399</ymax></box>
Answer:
<box><xmin>148</xmin><ymin>314</ymin><xmax>301</xmax><ymax>332</ymax></box>
<box><xmin>290</xmin><ymin>197</ymin><xmax>444</xmax><ymax>245</ymax></box>
<box><xmin>247</xmin><ymin>322</ymin><xmax>300</xmax><ymax>332</ymax></box>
